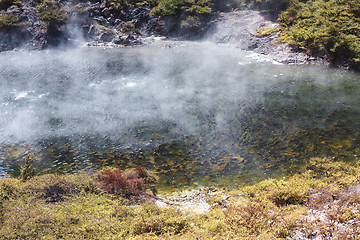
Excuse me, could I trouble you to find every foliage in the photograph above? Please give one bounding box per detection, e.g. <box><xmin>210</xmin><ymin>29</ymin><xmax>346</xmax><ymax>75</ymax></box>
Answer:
<box><xmin>279</xmin><ymin>0</ymin><xmax>360</xmax><ymax>65</ymax></box>
<box><xmin>0</xmin><ymin>12</ymin><xmax>22</xmax><ymax>28</ymax></box>
<box><xmin>20</xmin><ymin>153</ymin><xmax>37</xmax><ymax>181</ymax></box>
<box><xmin>256</xmin><ymin>26</ymin><xmax>280</xmax><ymax>37</ymax></box>
<box><xmin>96</xmin><ymin>166</ymin><xmax>158</xmax><ymax>197</ymax></box>
<box><xmin>150</xmin><ymin>0</ymin><xmax>184</xmax><ymax>16</ymax></box>
<box><xmin>222</xmin><ymin>0</ymin><xmax>291</xmax><ymax>11</ymax></box>
<box><xmin>37</xmin><ymin>0</ymin><xmax>68</xmax><ymax>25</ymax></box>
<box><xmin>151</xmin><ymin>0</ymin><xmax>212</xmax><ymax>16</ymax></box>
<box><xmin>22</xmin><ymin>173</ymin><xmax>102</xmax><ymax>202</ymax></box>
<box><xmin>121</xmin><ymin>21</ymin><xmax>135</xmax><ymax>33</ymax></box>
<box><xmin>223</xmin><ymin>198</ymin><xmax>305</xmax><ymax>238</ymax></box>
<box><xmin>150</xmin><ymin>0</ymin><xmax>212</xmax><ymax>28</ymax></box>
<box><xmin>1</xmin><ymin>158</ymin><xmax>360</xmax><ymax>238</ymax></box>
<box><xmin>96</xmin><ymin>24</ymin><xmax>112</xmax><ymax>32</ymax></box>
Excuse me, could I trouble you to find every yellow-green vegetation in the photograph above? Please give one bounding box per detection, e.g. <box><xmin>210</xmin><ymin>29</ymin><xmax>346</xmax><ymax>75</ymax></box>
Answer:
<box><xmin>278</xmin><ymin>0</ymin><xmax>360</xmax><ymax>65</ymax></box>
<box><xmin>0</xmin><ymin>12</ymin><xmax>21</xmax><ymax>28</ymax></box>
<box><xmin>96</xmin><ymin>24</ymin><xmax>113</xmax><ymax>32</ymax></box>
<box><xmin>257</xmin><ymin>26</ymin><xmax>280</xmax><ymax>37</ymax></box>
<box><xmin>121</xmin><ymin>21</ymin><xmax>136</xmax><ymax>33</ymax></box>
<box><xmin>37</xmin><ymin>0</ymin><xmax>68</xmax><ymax>26</ymax></box>
<box><xmin>150</xmin><ymin>0</ymin><xmax>212</xmax><ymax>28</ymax></box>
<box><xmin>1</xmin><ymin>157</ymin><xmax>360</xmax><ymax>239</ymax></box>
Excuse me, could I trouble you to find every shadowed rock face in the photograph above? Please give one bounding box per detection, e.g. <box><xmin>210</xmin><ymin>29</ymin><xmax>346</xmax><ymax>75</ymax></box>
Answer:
<box><xmin>0</xmin><ymin>1</ymin><xmax>162</xmax><ymax>50</ymax></box>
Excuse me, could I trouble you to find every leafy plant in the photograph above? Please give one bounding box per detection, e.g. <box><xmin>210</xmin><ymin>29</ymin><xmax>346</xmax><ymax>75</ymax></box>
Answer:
<box><xmin>0</xmin><ymin>13</ymin><xmax>22</xmax><ymax>28</ymax></box>
<box><xmin>150</xmin><ymin>0</ymin><xmax>212</xmax><ymax>25</ymax></box>
<box><xmin>279</xmin><ymin>0</ymin><xmax>360</xmax><ymax>66</ymax></box>
<box><xmin>20</xmin><ymin>153</ymin><xmax>37</xmax><ymax>181</ymax></box>
<box><xmin>37</xmin><ymin>0</ymin><xmax>68</xmax><ymax>28</ymax></box>
<box><xmin>96</xmin><ymin>166</ymin><xmax>157</xmax><ymax>197</ymax></box>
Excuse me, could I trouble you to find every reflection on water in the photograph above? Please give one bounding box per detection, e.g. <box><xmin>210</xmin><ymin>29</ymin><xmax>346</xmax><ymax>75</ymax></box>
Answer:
<box><xmin>0</xmin><ymin>41</ymin><xmax>359</xmax><ymax>188</ymax></box>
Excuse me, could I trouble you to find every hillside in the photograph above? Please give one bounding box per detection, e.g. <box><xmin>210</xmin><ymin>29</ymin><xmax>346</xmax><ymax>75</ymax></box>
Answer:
<box><xmin>0</xmin><ymin>0</ymin><xmax>359</xmax><ymax>68</ymax></box>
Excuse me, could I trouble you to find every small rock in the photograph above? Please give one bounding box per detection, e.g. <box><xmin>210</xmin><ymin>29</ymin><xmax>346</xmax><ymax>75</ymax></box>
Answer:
<box><xmin>114</xmin><ymin>19</ymin><xmax>122</xmax><ymax>26</ymax></box>
<box><xmin>102</xmin><ymin>8</ymin><xmax>110</xmax><ymax>17</ymax></box>
<box><xmin>6</xmin><ymin>5</ymin><xmax>22</xmax><ymax>14</ymax></box>
<box><xmin>107</xmin><ymin>15</ymin><xmax>115</xmax><ymax>25</ymax></box>
<box><xmin>93</xmin><ymin>16</ymin><xmax>108</xmax><ymax>25</ymax></box>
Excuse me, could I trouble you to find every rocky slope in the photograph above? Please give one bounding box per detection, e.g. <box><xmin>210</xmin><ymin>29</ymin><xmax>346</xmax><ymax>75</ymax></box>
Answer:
<box><xmin>205</xmin><ymin>10</ymin><xmax>327</xmax><ymax>65</ymax></box>
<box><xmin>0</xmin><ymin>0</ymin><xmax>327</xmax><ymax>65</ymax></box>
<box><xmin>0</xmin><ymin>1</ymin><xmax>162</xmax><ymax>50</ymax></box>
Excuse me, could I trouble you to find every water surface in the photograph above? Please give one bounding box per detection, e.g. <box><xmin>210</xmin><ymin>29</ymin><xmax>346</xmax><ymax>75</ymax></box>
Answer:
<box><xmin>1</xmin><ymin>41</ymin><xmax>359</xmax><ymax>188</ymax></box>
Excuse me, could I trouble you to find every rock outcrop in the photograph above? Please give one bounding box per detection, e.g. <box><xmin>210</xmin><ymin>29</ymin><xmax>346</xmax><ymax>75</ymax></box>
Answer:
<box><xmin>205</xmin><ymin>10</ymin><xmax>327</xmax><ymax>65</ymax></box>
<box><xmin>0</xmin><ymin>1</ymin><xmax>162</xmax><ymax>50</ymax></box>
<box><xmin>0</xmin><ymin>1</ymin><xmax>327</xmax><ymax>66</ymax></box>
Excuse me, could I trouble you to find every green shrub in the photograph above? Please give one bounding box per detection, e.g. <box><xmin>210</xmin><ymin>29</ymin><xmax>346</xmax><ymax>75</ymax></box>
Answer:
<box><xmin>150</xmin><ymin>0</ymin><xmax>212</xmax><ymax>16</ymax></box>
<box><xmin>20</xmin><ymin>153</ymin><xmax>37</xmax><ymax>181</ymax></box>
<box><xmin>37</xmin><ymin>0</ymin><xmax>68</xmax><ymax>26</ymax></box>
<box><xmin>121</xmin><ymin>21</ymin><xmax>135</xmax><ymax>33</ymax></box>
<box><xmin>150</xmin><ymin>0</ymin><xmax>184</xmax><ymax>16</ymax></box>
<box><xmin>279</xmin><ymin>0</ymin><xmax>360</xmax><ymax>65</ymax></box>
<box><xmin>0</xmin><ymin>12</ymin><xmax>21</xmax><ymax>28</ymax></box>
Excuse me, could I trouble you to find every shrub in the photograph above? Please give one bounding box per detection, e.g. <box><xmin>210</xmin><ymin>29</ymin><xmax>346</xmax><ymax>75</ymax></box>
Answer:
<box><xmin>0</xmin><ymin>13</ymin><xmax>22</xmax><ymax>28</ymax></box>
<box><xmin>20</xmin><ymin>153</ymin><xmax>37</xmax><ymax>181</ymax></box>
<box><xmin>224</xmin><ymin>197</ymin><xmax>305</xmax><ymax>238</ymax></box>
<box><xmin>37</xmin><ymin>0</ymin><xmax>68</xmax><ymax>31</ymax></box>
<box><xmin>150</xmin><ymin>0</ymin><xmax>184</xmax><ymax>16</ymax></box>
<box><xmin>279</xmin><ymin>0</ymin><xmax>360</xmax><ymax>66</ymax></box>
<box><xmin>150</xmin><ymin>0</ymin><xmax>212</xmax><ymax>18</ymax></box>
<box><xmin>96</xmin><ymin>166</ymin><xmax>157</xmax><ymax>197</ymax></box>
<box><xmin>121</xmin><ymin>21</ymin><xmax>135</xmax><ymax>33</ymax></box>
<box><xmin>0</xmin><ymin>178</ymin><xmax>22</xmax><ymax>202</ymax></box>
<box><xmin>23</xmin><ymin>173</ymin><xmax>101</xmax><ymax>202</ymax></box>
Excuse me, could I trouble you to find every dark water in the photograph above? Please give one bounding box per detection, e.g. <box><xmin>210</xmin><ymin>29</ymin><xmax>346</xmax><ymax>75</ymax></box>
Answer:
<box><xmin>1</xmin><ymin>41</ymin><xmax>359</xmax><ymax>188</ymax></box>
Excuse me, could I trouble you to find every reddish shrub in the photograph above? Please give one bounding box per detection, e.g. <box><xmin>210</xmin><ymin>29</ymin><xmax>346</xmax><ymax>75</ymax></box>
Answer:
<box><xmin>95</xmin><ymin>167</ymin><xmax>148</xmax><ymax>197</ymax></box>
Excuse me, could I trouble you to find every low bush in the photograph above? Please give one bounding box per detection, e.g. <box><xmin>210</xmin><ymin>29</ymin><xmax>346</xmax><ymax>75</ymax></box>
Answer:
<box><xmin>37</xmin><ymin>0</ymin><xmax>68</xmax><ymax>34</ymax></box>
<box><xmin>0</xmin><ymin>12</ymin><xmax>22</xmax><ymax>28</ymax></box>
<box><xmin>279</xmin><ymin>0</ymin><xmax>360</xmax><ymax>66</ymax></box>
<box><xmin>23</xmin><ymin>173</ymin><xmax>101</xmax><ymax>202</ymax></box>
<box><xmin>150</xmin><ymin>0</ymin><xmax>212</xmax><ymax>28</ymax></box>
<box><xmin>96</xmin><ymin>166</ymin><xmax>157</xmax><ymax>197</ymax></box>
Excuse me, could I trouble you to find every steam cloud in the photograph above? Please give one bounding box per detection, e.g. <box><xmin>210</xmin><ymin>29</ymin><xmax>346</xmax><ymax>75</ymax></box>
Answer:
<box><xmin>0</xmin><ymin>41</ymin><xmax>352</xmax><ymax>146</ymax></box>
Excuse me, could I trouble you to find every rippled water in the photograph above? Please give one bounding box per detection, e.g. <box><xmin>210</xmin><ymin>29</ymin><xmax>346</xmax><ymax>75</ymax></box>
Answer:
<box><xmin>1</xmin><ymin>41</ymin><xmax>359</xmax><ymax>188</ymax></box>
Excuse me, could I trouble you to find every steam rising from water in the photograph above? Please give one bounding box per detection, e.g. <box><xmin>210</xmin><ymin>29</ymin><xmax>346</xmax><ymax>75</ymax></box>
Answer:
<box><xmin>0</xmin><ymin>41</ymin><xmax>279</xmax><ymax>143</ymax></box>
<box><xmin>1</xmin><ymin>41</ymin><xmax>359</xmax><ymax>184</ymax></box>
